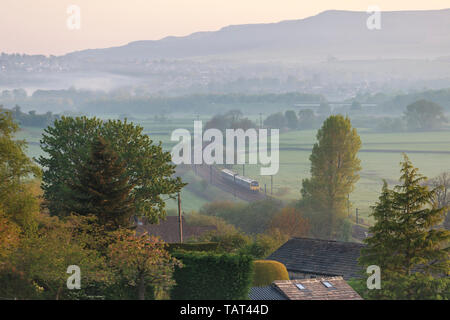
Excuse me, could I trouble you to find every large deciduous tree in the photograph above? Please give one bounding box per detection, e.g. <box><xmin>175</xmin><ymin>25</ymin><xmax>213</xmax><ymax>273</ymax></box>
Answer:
<box><xmin>0</xmin><ymin>108</ymin><xmax>41</xmax><ymax>233</ymax></box>
<box><xmin>404</xmin><ymin>99</ymin><xmax>447</xmax><ymax>131</ymax></box>
<box><xmin>284</xmin><ymin>110</ymin><xmax>298</xmax><ymax>129</ymax></box>
<box><xmin>359</xmin><ymin>155</ymin><xmax>450</xmax><ymax>299</ymax></box>
<box><xmin>428</xmin><ymin>172</ymin><xmax>450</xmax><ymax>230</ymax></box>
<box><xmin>38</xmin><ymin>116</ymin><xmax>185</xmax><ymax>223</ymax></box>
<box><xmin>300</xmin><ymin>115</ymin><xmax>361</xmax><ymax>239</ymax></box>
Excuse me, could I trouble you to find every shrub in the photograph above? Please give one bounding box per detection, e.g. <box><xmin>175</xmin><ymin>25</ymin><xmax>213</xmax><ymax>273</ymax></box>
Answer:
<box><xmin>171</xmin><ymin>251</ymin><xmax>254</xmax><ymax>300</ymax></box>
<box><xmin>103</xmin><ymin>278</ymin><xmax>156</xmax><ymax>300</ymax></box>
<box><xmin>252</xmin><ymin>260</ymin><xmax>289</xmax><ymax>287</ymax></box>
<box><xmin>241</xmin><ymin>229</ymin><xmax>289</xmax><ymax>259</ymax></box>
<box><xmin>166</xmin><ymin>242</ymin><xmax>219</xmax><ymax>253</ymax></box>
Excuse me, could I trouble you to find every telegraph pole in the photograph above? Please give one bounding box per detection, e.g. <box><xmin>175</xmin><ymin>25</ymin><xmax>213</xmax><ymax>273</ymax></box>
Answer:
<box><xmin>243</xmin><ymin>164</ymin><xmax>245</xmax><ymax>176</ymax></box>
<box><xmin>356</xmin><ymin>208</ymin><xmax>359</xmax><ymax>225</ymax></box>
<box><xmin>178</xmin><ymin>192</ymin><xmax>183</xmax><ymax>243</ymax></box>
<box><xmin>271</xmin><ymin>175</ymin><xmax>273</xmax><ymax>195</ymax></box>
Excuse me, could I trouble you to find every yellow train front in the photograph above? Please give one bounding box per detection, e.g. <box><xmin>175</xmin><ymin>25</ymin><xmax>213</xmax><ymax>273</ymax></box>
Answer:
<box><xmin>249</xmin><ymin>180</ymin><xmax>260</xmax><ymax>192</ymax></box>
<box><xmin>221</xmin><ymin>169</ymin><xmax>260</xmax><ymax>192</ymax></box>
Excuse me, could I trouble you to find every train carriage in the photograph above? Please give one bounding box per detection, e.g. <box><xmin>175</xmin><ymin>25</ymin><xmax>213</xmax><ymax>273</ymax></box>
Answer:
<box><xmin>221</xmin><ymin>169</ymin><xmax>260</xmax><ymax>192</ymax></box>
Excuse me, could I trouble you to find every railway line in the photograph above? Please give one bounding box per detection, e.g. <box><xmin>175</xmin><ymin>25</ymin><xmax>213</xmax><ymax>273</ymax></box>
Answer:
<box><xmin>187</xmin><ymin>163</ymin><xmax>368</xmax><ymax>240</ymax></box>
<box><xmin>191</xmin><ymin>164</ymin><xmax>268</xmax><ymax>202</ymax></box>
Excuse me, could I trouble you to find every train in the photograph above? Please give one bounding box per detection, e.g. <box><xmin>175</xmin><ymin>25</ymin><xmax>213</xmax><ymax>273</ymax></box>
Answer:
<box><xmin>221</xmin><ymin>169</ymin><xmax>260</xmax><ymax>192</ymax></box>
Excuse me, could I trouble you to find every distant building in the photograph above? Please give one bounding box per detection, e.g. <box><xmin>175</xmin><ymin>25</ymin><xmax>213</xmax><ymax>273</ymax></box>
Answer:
<box><xmin>136</xmin><ymin>216</ymin><xmax>216</xmax><ymax>243</ymax></box>
<box><xmin>249</xmin><ymin>277</ymin><xmax>362</xmax><ymax>300</ymax></box>
<box><xmin>267</xmin><ymin>237</ymin><xmax>366</xmax><ymax>280</ymax></box>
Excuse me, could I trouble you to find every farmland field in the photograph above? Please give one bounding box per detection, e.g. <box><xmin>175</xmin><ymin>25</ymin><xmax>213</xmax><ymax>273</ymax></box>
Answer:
<box><xmin>17</xmin><ymin>117</ymin><xmax>450</xmax><ymax>223</ymax></box>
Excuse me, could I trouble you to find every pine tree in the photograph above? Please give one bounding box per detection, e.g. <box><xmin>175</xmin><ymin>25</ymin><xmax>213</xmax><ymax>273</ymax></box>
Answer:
<box><xmin>359</xmin><ymin>154</ymin><xmax>450</xmax><ymax>299</ymax></box>
<box><xmin>360</xmin><ymin>181</ymin><xmax>397</xmax><ymax>269</ymax></box>
<box><xmin>68</xmin><ymin>136</ymin><xmax>135</xmax><ymax>231</ymax></box>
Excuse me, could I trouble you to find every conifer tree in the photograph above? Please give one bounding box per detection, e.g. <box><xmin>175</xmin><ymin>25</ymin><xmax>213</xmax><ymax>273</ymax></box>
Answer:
<box><xmin>38</xmin><ymin>117</ymin><xmax>184</xmax><ymax>222</ymax></box>
<box><xmin>359</xmin><ymin>154</ymin><xmax>450</xmax><ymax>299</ymax></box>
<box><xmin>68</xmin><ymin>136</ymin><xmax>135</xmax><ymax>231</ymax></box>
<box><xmin>359</xmin><ymin>181</ymin><xmax>397</xmax><ymax>270</ymax></box>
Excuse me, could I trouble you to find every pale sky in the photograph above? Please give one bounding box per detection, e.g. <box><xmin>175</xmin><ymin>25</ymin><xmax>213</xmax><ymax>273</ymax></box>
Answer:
<box><xmin>1</xmin><ymin>0</ymin><xmax>449</xmax><ymax>55</ymax></box>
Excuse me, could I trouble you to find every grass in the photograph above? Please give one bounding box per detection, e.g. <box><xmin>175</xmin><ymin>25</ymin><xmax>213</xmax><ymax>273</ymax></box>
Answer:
<box><xmin>235</xmin><ymin>129</ymin><xmax>450</xmax><ymax>223</ymax></box>
<box><xmin>16</xmin><ymin>119</ymin><xmax>450</xmax><ymax>224</ymax></box>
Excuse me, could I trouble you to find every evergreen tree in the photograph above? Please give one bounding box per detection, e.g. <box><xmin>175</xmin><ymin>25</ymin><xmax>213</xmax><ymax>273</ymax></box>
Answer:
<box><xmin>38</xmin><ymin>116</ymin><xmax>185</xmax><ymax>222</ymax></box>
<box><xmin>300</xmin><ymin>115</ymin><xmax>361</xmax><ymax>239</ymax></box>
<box><xmin>359</xmin><ymin>154</ymin><xmax>450</xmax><ymax>299</ymax></box>
<box><xmin>360</xmin><ymin>182</ymin><xmax>396</xmax><ymax>271</ymax></box>
<box><xmin>68</xmin><ymin>137</ymin><xmax>135</xmax><ymax>231</ymax></box>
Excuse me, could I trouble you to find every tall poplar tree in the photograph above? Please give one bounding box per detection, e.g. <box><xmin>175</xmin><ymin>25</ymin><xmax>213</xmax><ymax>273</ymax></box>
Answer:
<box><xmin>359</xmin><ymin>154</ymin><xmax>450</xmax><ymax>299</ymax></box>
<box><xmin>300</xmin><ymin>115</ymin><xmax>361</xmax><ymax>239</ymax></box>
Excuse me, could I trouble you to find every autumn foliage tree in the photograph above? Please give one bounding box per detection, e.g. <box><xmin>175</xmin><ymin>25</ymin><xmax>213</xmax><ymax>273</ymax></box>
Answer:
<box><xmin>108</xmin><ymin>230</ymin><xmax>181</xmax><ymax>300</ymax></box>
<box><xmin>0</xmin><ymin>108</ymin><xmax>41</xmax><ymax>233</ymax></box>
<box><xmin>3</xmin><ymin>214</ymin><xmax>108</xmax><ymax>300</ymax></box>
<box><xmin>269</xmin><ymin>207</ymin><xmax>309</xmax><ymax>238</ymax></box>
<box><xmin>0</xmin><ymin>210</ymin><xmax>20</xmax><ymax>268</ymax></box>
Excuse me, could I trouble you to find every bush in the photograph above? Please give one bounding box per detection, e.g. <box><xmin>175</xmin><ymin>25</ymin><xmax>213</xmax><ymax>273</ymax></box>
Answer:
<box><xmin>252</xmin><ymin>260</ymin><xmax>289</xmax><ymax>287</ymax></box>
<box><xmin>171</xmin><ymin>251</ymin><xmax>254</xmax><ymax>300</ymax></box>
<box><xmin>103</xmin><ymin>278</ymin><xmax>156</xmax><ymax>300</ymax></box>
<box><xmin>200</xmin><ymin>200</ymin><xmax>280</xmax><ymax>234</ymax></box>
<box><xmin>241</xmin><ymin>229</ymin><xmax>289</xmax><ymax>259</ymax></box>
<box><xmin>166</xmin><ymin>242</ymin><xmax>219</xmax><ymax>253</ymax></box>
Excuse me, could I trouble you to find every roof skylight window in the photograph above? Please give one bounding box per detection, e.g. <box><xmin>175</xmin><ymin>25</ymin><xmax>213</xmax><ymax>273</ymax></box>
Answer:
<box><xmin>296</xmin><ymin>283</ymin><xmax>306</xmax><ymax>290</ymax></box>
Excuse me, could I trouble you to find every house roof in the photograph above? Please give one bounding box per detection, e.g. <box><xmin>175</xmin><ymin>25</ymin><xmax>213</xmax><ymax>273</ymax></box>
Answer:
<box><xmin>136</xmin><ymin>216</ymin><xmax>216</xmax><ymax>243</ymax></box>
<box><xmin>248</xmin><ymin>286</ymin><xmax>288</xmax><ymax>300</ymax></box>
<box><xmin>267</xmin><ymin>237</ymin><xmax>366</xmax><ymax>280</ymax></box>
<box><xmin>273</xmin><ymin>277</ymin><xmax>363</xmax><ymax>300</ymax></box>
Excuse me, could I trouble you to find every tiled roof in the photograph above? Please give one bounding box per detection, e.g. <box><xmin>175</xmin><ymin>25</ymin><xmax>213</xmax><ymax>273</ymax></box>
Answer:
<box><xmin>273</xmin><ymin>277</ymin><xmax>363</xmax><ymax>300</ymax></box>
<box><xmin>248</xmin><ymin>286</ymin><xmax>288</xmax><ymax>300</ymax></box>
<box><xmin>267</xmin><ymin>237</ymin><xmax>366</xmax><ymax>279</ymax></box>
<box><xmin>136</xmin><ymin>216</ymin><xmax>216</xmax><ymax>243</ymax></box>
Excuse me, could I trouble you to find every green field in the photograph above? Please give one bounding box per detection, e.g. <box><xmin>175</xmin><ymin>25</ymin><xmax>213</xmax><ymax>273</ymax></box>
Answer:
<box><xmin>234</xmin><ymin>129</ymin><xmax>450</xmax><ymax>223</ymax></box>
<box><xmin>17</xmin><ymin>118</ymin><xmax>450</xmax><ymax>223</ymax></box>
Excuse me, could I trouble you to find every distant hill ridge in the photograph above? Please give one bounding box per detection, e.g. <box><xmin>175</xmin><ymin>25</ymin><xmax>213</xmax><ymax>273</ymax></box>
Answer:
<box><xmin>65</xmin><ymin>9</ymin><xmax>450</xmax><ymax>61</ymax></box>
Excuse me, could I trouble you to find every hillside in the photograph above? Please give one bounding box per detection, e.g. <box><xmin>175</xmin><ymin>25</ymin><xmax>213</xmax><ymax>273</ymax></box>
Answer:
<box><xmin>66</xmin><ymin>9</ymin><xmax>450</xmax><ymax>61</ymax></box>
